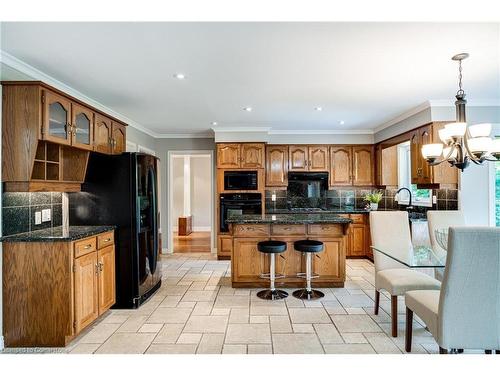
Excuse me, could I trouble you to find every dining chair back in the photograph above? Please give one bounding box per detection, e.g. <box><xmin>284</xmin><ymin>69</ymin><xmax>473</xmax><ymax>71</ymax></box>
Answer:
<box><xmin>438</xmin><ymin>227</ymin><xmax>500</xmax><ymax>350</ymax></box>
<box><xmin>427</xmin><ymin>210</ymin><xmax>465</xmax><ymax>258</ymax></box>
<box><xmin>369</xmin><ymin>211</ymin><xmax>413</xmax><ymax>273</ymax></box>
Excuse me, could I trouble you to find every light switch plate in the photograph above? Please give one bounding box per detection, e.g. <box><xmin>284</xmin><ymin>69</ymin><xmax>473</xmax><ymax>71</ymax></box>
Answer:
<box><xmin>35</xmin><ymin>211</ymin><xmax>42</xmax><ymax>225</ymax></box>
<box><xmin>42</xmin><ymin>208</ymin><xmax>51</xmax><ymax>222</ymax></box>
<box><xmin>271</xmin><ymin>193</ymin><xmax>276</xmax><ymax>202</ymax></box>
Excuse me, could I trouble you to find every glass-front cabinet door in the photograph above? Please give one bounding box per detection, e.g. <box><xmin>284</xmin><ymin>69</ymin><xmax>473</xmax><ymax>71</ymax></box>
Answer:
<box><xmin>71</xmin><ymin>103</ymin><xmax>94</xmax><ymax>151</ymax></box>
<box><xmin>42</xmin><ymin>90</ymin><xmax>72</xmax><ymax>145</ymax></box>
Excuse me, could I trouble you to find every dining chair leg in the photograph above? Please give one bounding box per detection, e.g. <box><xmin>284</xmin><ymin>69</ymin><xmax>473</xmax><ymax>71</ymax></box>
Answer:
<box><xmin>439</xmin><ymin>347</ymin><xmax>448</xmax><ymax>354</ymax></box>
<box><xmin>374</xmin><ymin>290</ymin><xmax>380</xmax><ymax>315</ymax></box>
<box><xmin>391</xmin><ymin>295</ymin><xmax>398</xmax><ymax>337</ymax></box>
<box><xmin>405</xmin><ymin>307</ymin><xmax>413</xmax><ymax>352</ymax></box>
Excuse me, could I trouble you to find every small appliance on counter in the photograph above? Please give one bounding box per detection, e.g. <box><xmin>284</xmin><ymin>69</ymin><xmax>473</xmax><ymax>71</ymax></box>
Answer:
<box><xmin>69</xmin><ymin>152</ymin><xmax>161</xmax><ymax>309</ymax></box>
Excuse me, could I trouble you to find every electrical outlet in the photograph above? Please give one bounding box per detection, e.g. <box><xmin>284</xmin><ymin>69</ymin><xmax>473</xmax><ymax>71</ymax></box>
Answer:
<box><xmin>432</xmin><ymin>195</ymin><xmax>437</xmax><ymax>204</ymax></box>
<box><xmin>35</xmin><ymin>211</ymin><xmax>42</xmax><ymax>225</ymax></box>
<box><xmin>271</xmin><ymin>193</ymin><xmax>276</xmax><ymax>202</ymax></box>
<box><xmin>42</xmin><ymin>208</ymin><xmax>51</xmax><ymax>222</ymax></box>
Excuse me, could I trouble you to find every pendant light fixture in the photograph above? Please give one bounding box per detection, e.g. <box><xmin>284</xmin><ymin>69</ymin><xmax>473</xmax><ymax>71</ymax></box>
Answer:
<box><xmin>421</xmin><ymin>53</ymin><xmax>499</xmax><ymax>170</ymax></box>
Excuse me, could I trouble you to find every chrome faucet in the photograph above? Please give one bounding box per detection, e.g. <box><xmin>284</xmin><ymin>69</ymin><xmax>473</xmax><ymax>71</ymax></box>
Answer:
<box><xmin>396</xmin><ymin>187</ymin><xmax>414</xmax><ymax>210</ymax></box>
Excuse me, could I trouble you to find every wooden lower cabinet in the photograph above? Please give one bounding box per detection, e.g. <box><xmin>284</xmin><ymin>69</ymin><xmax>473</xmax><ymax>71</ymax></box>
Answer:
<box><xmin>349</xmin><ymin>224</ymin><xmax>366</xmax><ymax>257</ymax></box>
<box><xmin>74</xmin><ymin>251</ymin><xmax>99</xmax><ymax>333</ymax></box>
<box><xmin>231</xmin><ymin>223</ymin><xmax>347</xmax><ymax>287</ymax></box>
<box><xmin>2</xmin><ymin>230</ymin><xmax>116</xmax><ymax>347</ymax></box>
<box><xmin>97</xmin><ymin>245</ymin><xmax>116</xmax><ymax>314</ymax></box>
<box><xmin>342</xmin><ymin>214</ymin><xmax>373</xmax><ymax>260</ymax></box>
<box><xmin>218</xmin><ymin>235</ymin><xmax>233</xmax><ymax>258</ymax></box>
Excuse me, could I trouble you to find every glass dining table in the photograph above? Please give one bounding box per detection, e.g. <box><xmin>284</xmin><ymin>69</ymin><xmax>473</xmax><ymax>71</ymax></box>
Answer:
<box><xmin>370</xmin><ymin>244</ymin><xmax>446</xmax><ymax>268</ymax></box>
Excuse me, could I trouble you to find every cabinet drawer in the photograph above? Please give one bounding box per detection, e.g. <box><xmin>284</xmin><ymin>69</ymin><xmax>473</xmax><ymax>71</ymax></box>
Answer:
<box><xmin>350</xmin><ymin>214</ymin><xmax>366</xmax><ymax>224</ymax></box>
<box><xmin>271</xmin><ymin>224</ymin><xmax>306</xmax><ymax>236</ymax></box>
<box><xmin>233</xmin><ymin>224</ymin><xmax>270</xmax><ymax>237</ymax></box>
<box><xmin>307</xmin><ymin>224</ymin><xmax>343</xmax><ymax>237</ymax></box>
<box><xmin>97</xmin><ymin>231</ymin><xmax>114</xmax><ymax>249</ymax></box>
<box><xmin>74</xmin><ymin>236</ymin><xmax>97</xmax><ymax>258</ymax></box>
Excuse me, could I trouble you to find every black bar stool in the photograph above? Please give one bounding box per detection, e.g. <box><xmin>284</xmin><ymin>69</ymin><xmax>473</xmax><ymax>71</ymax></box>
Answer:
<box><xmin>293</xmin><ymin>239</ymin><xmax>325</xmax><ymax>300</ymax></box>
<box><xmin>257</xmin><ymin>240</ymin><xmax>288</xmax><ymax>300</ymax></box>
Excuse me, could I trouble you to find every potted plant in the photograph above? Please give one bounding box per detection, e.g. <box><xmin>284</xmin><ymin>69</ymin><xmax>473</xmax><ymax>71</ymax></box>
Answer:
<box><xmin>364</xmin><ymin>191</ymin><xmax>383</xmax><ymax>210</ymax></box>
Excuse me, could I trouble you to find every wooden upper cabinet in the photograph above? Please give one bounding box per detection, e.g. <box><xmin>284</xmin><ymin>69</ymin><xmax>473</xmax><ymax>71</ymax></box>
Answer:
<box><xmin>241</xmin><ymin>143</ymin><xmax>264</xmax><ymax>168</ymax></box>
<box><xmin>94</xmin><ymin>114</ymin><xmax>112</xmax><ymax>154</ymax></box>
<box><xmin>97</xmin><ymin>245</ymin><xmax>116</xmax><ymax>315</ymax></box>
<box><xmin>289</xmin><ymin>146</ymin><xmax>308</xmax><ymax>171</ymax></box>
<box><xmin>217</xmin><ymin>143</ymin><xmax>241</xmax><ymax>168</ymax></box>
<box><xmin>111</xmin><ymin>122</ymin><xmax>126</xmax><ymax>155</ymax></box>
<box><xmin>352</xmin><ymin>146</ymin><xmax>374</xmax><ymax>186</ymax></box>
<box><xmin>266</xmin><ymin>145</ymin><xmax>288</xmax><ymax>186</ymax></box>
<box><xmin>330</xmin><ymin>146</ymin><xmax>352</xmax><ymax>186</ymax></box>
<box><xmin>74</xmin><ymin>251</ymin><xmax>99</xmax><ymax>333</ymax></box>
<box><xmin>71</xmin><ymin>103</ymin><xmax>94</xmax><ymax>151</ymax></box>
<box><xmin>42</xmin><ymin>90</ymin><xmax>72</xmax><ymax>146</ymax></box>
<box><xmin>308</xmin><ymin>146</ymin><xmax>329</xmax><ymax>171</ymax></box>
<box><xmin>419</xmin><ymin>125</ymin><xmax>433</xmax><ymax>184</ymax></box>
<box><xmin>380</xmin><ymin>145</ymin><xmax>398</xmax><ymax>187</ymax></box>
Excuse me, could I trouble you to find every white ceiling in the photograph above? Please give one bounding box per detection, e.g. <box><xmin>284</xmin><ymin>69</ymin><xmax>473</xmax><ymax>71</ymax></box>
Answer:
<box><xmin>1</xmin><ymin>22</ymin><xmax>499</xmax><ymax>136</ymax></box>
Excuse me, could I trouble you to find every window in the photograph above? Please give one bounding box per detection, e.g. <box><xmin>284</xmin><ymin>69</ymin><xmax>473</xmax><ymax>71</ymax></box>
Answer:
<box><xmin>397</xmin><ymin>141</ymin><xmax>433</xmax><ymax>207</ymax></box>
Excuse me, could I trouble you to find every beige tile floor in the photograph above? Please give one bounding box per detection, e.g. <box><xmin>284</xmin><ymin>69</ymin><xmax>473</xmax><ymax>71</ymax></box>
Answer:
<box><xmin>2</xmin><ymin>253</ymin><xmax>442</xmax><ymax>354</ymax></box>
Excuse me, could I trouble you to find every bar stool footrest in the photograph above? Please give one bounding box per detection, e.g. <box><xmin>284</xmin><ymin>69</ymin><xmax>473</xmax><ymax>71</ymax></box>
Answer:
<box><xmin>259</xmin><ymin>273</ymin><xmax>286</xmax><ymax>280</ymax></box>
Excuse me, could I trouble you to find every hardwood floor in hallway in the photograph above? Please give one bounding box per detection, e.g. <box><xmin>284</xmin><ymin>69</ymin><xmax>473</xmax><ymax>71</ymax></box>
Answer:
<box><xmin>174</xmin><ymin>231</ymin><xmax>211</xmax><ymax>253</ymax></box>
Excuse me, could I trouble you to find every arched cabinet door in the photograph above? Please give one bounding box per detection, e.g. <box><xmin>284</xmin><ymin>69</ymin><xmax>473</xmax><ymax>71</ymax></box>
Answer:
<box><xmin>352</xmin><ymin>146</ymin><xmax>374</xmax><ymax>186</ymax></box>
<box><xmin>289</xmin><ymin>146</ymin><xmax>308</xmax><ymax>171</ymax></box>
<box><xmin>308</xmin><ymin>146</ymin><xmax>329</xmax><ymax>171</ymax></box>
<box><xmin>94</xmin><ymin>114</ymin><xmax>112</xmax><ymax>154</ymax></box>
<box><xmin>71</xmin><ymin>103</ymin><xmax>94</xmax><ymax>151</ymax></box>
<box><xmin>330</xmin><ymin>146</ymin><xmax>352</xmax><ymax>186</ymax></box>
<box><xmin>42</xmin><ymin>90</ymin><xmax>72</xmax><ymax>146</ymax></box>
<box><xmin>217</xmin><ymin>144</ymin><xmax>241</xmax><ymax>168</ymax></box>
<box><xmin>111</xmin><ymin>123</ymin><xmax>126</xmax><ymax>154</ymax></box>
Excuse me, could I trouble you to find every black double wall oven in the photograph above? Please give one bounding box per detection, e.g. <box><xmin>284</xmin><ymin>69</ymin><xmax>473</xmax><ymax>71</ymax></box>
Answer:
<box><xmin>219</xmin><ymin>193</ymin><xmax>262</xmax><ymax>233</ymax></box>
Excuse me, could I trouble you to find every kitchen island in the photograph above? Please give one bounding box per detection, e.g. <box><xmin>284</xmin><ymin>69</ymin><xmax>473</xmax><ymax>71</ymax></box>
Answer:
<box><xmin>226</xmin><ymin>214</ymin><xmax>352</xmax><ymax>288</ymax></box>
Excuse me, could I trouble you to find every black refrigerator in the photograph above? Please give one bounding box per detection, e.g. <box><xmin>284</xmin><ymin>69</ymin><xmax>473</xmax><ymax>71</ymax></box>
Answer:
<box><xmin>69</xmin><ymin>152</ymin><xmax>162</xmax><ymax>309</ymax></box>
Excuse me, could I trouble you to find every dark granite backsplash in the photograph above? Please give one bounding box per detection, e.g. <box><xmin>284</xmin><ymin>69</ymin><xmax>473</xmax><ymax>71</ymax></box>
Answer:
<box><xmin>2</xmin><ymin>192</ymin><xmax>63</xmax><ymax>236</ymax></box>
<box><xmin>265</xmin><ymin>188</ymin><xmax>458</xmax><ymax>213</ymax></box>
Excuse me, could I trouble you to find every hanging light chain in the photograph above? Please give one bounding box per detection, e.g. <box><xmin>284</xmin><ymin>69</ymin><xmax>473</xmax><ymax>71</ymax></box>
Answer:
<box><xmin>456</xmin><ymin>59</ymin><xmax>465</xmax><ymax>97</ymax></box>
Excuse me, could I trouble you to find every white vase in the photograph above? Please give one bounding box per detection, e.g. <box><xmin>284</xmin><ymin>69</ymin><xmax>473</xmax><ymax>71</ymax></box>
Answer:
<box><xmin>370</xmin><ymin>203</ymin><xmax>378</xmax><ymax>210</ymax></box>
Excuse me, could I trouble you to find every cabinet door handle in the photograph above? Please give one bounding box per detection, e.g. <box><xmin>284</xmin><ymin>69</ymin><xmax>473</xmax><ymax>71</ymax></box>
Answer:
<box><xmin>95</xmin><ymin>263</ymin><xmax>99</xmax><ymax>274</ymax></box>
<box><xmin>99</xmin><ymin>262</ymin><xmax>104</xmax><ymax>272</ymax></box>
<box><xmin>84</xmin><ymin>244</ymin><xmax>92</xmax><ymax>249</ymax></box>
<box><xmin>104</xmin><ymin>238</ymin><xmax>111</xmax><ymax>242</ymax></box>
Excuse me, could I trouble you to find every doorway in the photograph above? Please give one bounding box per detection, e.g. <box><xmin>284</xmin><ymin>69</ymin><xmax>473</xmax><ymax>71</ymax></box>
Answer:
<box><xmin>168</xmin><ymin>151</ymin><xmax>214</xmax><ymax>254</ymax></box>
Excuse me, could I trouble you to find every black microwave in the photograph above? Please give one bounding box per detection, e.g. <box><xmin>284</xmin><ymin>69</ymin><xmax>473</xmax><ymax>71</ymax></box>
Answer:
<box><xmin>224</xmin><ymin>171</ymin><xmax>258</xmax><ymax>190</ymax></box>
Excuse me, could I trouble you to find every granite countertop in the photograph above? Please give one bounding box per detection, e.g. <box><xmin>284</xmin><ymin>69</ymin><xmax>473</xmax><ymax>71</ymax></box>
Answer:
<box><xmin>226</xmin><ymin>213</ymin><xmax>353</xmax><ymax>225</ymax></box>
<box><xmin>266</xmin><ymin>208</ymin><xmax>371</xmax><ymax>214</ymax></box>
<box><xmin>0</xmin><ymin>225</ymin><xmax>116</xmax><ymax>242</ymax></box>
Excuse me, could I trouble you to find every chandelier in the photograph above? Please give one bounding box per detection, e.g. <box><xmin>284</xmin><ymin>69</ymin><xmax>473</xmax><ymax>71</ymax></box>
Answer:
<box><xmin>421</xmin><ymin>53</ymin><xmax>499</xmax><ymax>171</ymax></box>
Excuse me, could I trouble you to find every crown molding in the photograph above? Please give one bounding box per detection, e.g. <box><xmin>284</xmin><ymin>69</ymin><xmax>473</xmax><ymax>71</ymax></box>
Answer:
<box><xmin>1</xmin><ymin>50</ymin><xmax>160</xmax><ymax>138</ymax></box>
<box><xmin>373</xmin><ymin>101</ymin><xmax>432</xmax><ymax>133</ymax></box>
<box><xmin>156</xmin><ymin>133</ymin><xmax>214</xmax><ymax>139</ymax></box>
<box><xmin>269</xmin><ymin>129</ymin><xmax>374</xmax><ymax>135</ymax></box>
<box><xmin>212</xmin><ymin>126</ymin><xmax>272</xmax><ymax>133</ymax></box>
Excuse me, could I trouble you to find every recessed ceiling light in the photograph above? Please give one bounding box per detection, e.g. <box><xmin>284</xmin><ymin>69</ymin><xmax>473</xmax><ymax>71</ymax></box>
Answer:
<box><xmin>243</xmin><ymin>107</ymin><xmax>253</xmax><ymax>112</ymax></box>
<box><xmin>173</xmin><ymin>73</ymin><xmax>186</xmax><ymax>80</ymax></box>
<box><xmin>211</xmin><ymin>121</ymin><xmax>218</xmax><ymax>126</ymax></box>
<box><xmin>315</xmin><ymin>107</ymin><xmax>322</xmax><ymax>111</ymax></box>
<box><xmin>339</xmin><ymin>120</ymin><xmax>345</xmax><ymax>125</ymax></box>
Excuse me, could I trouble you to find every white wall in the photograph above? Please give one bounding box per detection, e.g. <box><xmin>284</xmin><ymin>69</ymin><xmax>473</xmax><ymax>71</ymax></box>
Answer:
<box><xmin>172</xmin><ymin>157</ymin><xmax>185</xmax><ymax>228</ymax></box>
<box><xmin>190</xmin><ymin>156</ymin><xmax>212</xmax><ymax>228</ymax></box>
<box><xmin>171</xmin><ymin>156</ymin><xmax>212</xmax><ymax>231</ymax></box>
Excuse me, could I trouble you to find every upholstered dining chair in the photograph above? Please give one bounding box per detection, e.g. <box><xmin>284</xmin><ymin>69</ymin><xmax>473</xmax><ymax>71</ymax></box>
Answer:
<box><xmin>405</xmin><ymin>227</ymin><xmax>500</xmax><ymax>354</ymax></box>
<box><xmin>370</xmin><ymin>211</ymin><xmax>441</xmax><ymax>337</ymax></box>
<box><xmin>427</xmin><ymin>210</ymin><xmax>465</xmax><ymax>281</ymax></box>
